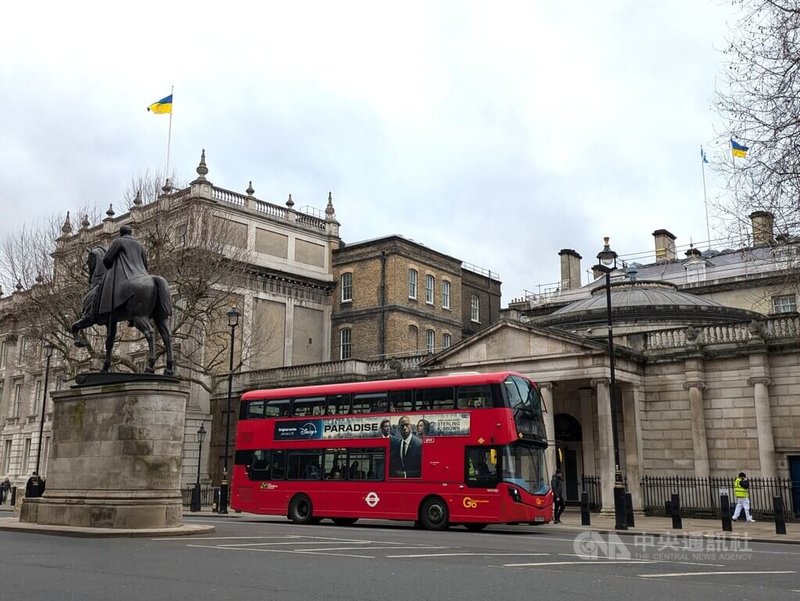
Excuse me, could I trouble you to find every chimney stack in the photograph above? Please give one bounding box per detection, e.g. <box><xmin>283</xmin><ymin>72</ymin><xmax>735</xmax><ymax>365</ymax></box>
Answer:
<box><xmin>558</xmin><ymin>249</ymin><xmax>582</xmax><ymax>290</ymax></box>
<box><xmin>749</xmin><ymin>211</ymin><xmax>775</xmax><ymax>245</ymax></box>
<box><xmin>652</xmin><ymin>229</ymin><xmax>677</xmax><ymax>263</ymax></box>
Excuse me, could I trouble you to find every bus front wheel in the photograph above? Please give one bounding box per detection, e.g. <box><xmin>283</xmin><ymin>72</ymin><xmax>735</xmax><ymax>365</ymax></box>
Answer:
<box><xmin>419</xmin><ymin>497</ymin><xmax>450</xmax><ymax>531</ymax></box>
<box><xmin>288</xmin><ymin>494</ymin><xmax>314</xmax><ymax>525</ymax></box>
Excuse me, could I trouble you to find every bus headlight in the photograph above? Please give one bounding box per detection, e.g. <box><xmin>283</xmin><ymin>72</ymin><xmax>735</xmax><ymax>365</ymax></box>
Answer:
<box><xmin>508</xmin><ymin>487</ymin><xmax>522</xmax><ymax>503</ymax></box>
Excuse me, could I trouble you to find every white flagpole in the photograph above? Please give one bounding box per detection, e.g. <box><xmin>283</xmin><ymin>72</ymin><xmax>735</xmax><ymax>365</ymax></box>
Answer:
<box><xmin>165</xmin><ymin>85</ymin><xmax>174</xmax><ymax>182</ymax></box>
<box><xmin>701</xmin><ymin>145</ymin><xmax>710</xmax><ymax>250</ymax></box>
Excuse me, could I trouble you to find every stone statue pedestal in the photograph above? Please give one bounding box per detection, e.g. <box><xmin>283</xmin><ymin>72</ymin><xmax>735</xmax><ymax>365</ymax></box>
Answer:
<box><xmin>20</xmin><ymin>376</ymin><xmax>189</xmax><ymax>529</ymax></box>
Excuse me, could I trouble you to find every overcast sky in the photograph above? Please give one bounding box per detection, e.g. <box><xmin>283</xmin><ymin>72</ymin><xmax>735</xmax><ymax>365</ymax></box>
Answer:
<box><xmin>0</xmin><ymin>1</ymin><xmax>741</xmax><ymax>303</ymax></box>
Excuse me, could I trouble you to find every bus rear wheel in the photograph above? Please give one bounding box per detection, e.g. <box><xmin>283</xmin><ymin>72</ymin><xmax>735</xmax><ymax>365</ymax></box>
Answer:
<box><xmin>332</xmin><ymin>518</ymin><xmax>359</xmax><ymax>526</ymax></box>
<box><xmin>419</xmin><ymin>497</ymin><xmax>450</xmax><ymax>531</ymax></box>
<box><xmin>288</xmin><ymin>494</ymin><xmax>314</xmax><ymax>525</ymax></box>
<box><xmin>464</xmin><ymin>523</ymin><xmax>487</xmax><ymax>531</ymax></box>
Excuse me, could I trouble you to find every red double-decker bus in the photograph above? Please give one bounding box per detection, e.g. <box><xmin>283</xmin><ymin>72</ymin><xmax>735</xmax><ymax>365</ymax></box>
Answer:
<box><xmin>231</xmin><ymin>371</ymin><xmax>551</xmax><ymax>530</ymax></box>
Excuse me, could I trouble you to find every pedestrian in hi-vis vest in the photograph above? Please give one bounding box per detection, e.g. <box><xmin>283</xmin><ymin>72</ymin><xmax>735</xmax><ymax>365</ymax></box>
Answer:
<box><xmin>732</xmin><ymin>471</ymin><xmax>755</xmax><ymax>523</ymax></box>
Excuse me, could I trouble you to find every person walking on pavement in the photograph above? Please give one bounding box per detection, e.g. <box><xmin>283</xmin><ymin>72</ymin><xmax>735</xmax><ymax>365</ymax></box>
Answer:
<box><xmin>732</xmin><ymin>471</ymin><xmax>756</xmax><ymax>522</ymax></box>
<box><xmin>551</xmin><ymin>469</ymin><xmax>565</xmax><ymax>524</ymax></box>
<box><xmin>0</xmin><ymin>477</ymin><xmax>9</xmax><ymax>504</ymax></box>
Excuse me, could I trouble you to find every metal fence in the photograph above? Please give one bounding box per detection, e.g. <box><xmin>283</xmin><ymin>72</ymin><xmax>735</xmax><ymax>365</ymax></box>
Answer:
<box><xmin>180</xmin><ymin>485</ymin><xmax>220</xmax><ymax>508</ymax></box>
<box><xmin>580</xmin><ymin>475</ymin><xmax>603</xmax><ymax>511</ymax></box>
<box><xmin>641</xmin><ymin>476</ymin><xmax>798</xmax><ymax>521</ymax></box>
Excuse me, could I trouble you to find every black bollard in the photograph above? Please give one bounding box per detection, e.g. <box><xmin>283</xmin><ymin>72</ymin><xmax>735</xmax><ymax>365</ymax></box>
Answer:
<box><xmin>720</xmin><ymin>494</ymin><xmax>732</xmax><ymax>532</ymax></box>
<box><xmin>625</xmin><ymin>492</ymin><xmax>635</xmax><ymax>528</ymax></box>
<box><xmin>774</xmin><ymin>496</ymin><xmax>787</xmax><ymax>535</ymax></box>
<box><xmin>671</xmin><ymin>493</ymin><xmax>683</xmax><ymax>529</ymax></box>
<box><xmin>10</xmin><ymin>486</ymin><xmax>16</xmax><ymax>507</ymax></box>
<box><xmin>580</xmin><ymin>491</ymin><xmax>591</xmax><ymax>526</ymax></box>
<box><xmin>190</xmin><ymin>484</ymin><xmax>201</xmax><ymax>512</ymax></box>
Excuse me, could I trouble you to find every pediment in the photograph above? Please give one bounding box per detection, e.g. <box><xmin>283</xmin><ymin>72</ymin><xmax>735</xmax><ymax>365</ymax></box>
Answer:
<box><xmin>423</xmin><ymin>320</ymin><xmax>604</xmax><ymax>367</ymax></box>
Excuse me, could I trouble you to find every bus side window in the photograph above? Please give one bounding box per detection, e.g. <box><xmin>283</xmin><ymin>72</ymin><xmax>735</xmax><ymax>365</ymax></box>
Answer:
<box><xmin>465</xmin><ymin>447</ymin><xmax>498</xmax><ymax>487</ymax></box>
<box><xmin>270</xmin><ymin>450</ymin><xmax>287</xmax><ymax>480</ymax></box>
<box><xmin>347</xmin><ymin>448</ymin><xmax>385</xmax><ymax>481</ymax></box>
<box><xmin>419</xmin><ymin>387</ymin><xmax>454</xmax><ymax>411</ymax></box>
<box><xmin>323</xmin><ymin>448</ymin><xmax>347</xmax><ymax>479</ymax></box>
<box><xmin>390</xmin><ymin>389</ymin><xmax>414</xmax><ymax>412</ymax></box>
<box><xmin>326</xmin><ymin>394</ymin><xmax>350</xmax><ymax>415</ymax></box>
<box><xmin>353</xmin><ymin>393</ymin><xmax>386</xmax><ymax>414</ymax></box>
<box><xmin>287</xmin><ymin>450</ymin><xmax>322</xmax><ymax>480</ymax></box>
<box><xmin>250</xmin><ymin>450</ymin><xmax>271</xmax><ymax>481</ymax></box>
<box><xmin>293</xmin><ymin>396</ymin><xmax>324</xmax><ymax>417</ymax></box>
<box><xmin>265</xmin><ymin>399</ymin><xmax>290</xmax><ymax>417</ymax></box>
<box><xmin>240</xmin><ymin>400</ymin><xmax>265</xmax><ymax>419</ymax></box>
<box><xmin>457</xmin><ymin>385</ymin><xmax>492</xmax><ymax>409</ymax></box>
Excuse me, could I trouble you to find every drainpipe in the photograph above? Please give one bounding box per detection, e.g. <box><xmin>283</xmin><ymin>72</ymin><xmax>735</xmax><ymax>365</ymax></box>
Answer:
<box><xmin>380</xmin><ymin>251</ymin><xmax>387</xmax><ymax>358</ymax></box>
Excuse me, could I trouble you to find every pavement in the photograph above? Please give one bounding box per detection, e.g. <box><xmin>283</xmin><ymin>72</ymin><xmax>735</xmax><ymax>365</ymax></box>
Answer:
<box><xmin>551</xmin><ymin>507</ymin><xmax>799</xmax><ymax>545</ymax></box>
<box><xmin>0</xmin><ymin>502</ymin><xmax>796</xmax><ymax>543</ymax></box>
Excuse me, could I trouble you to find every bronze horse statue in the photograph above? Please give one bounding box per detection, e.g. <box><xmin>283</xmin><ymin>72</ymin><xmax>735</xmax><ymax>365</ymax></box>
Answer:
<box><xmin>71</xmin><ymin>246</ymin><xmax>175</xmax><ymax>375</ymax></box>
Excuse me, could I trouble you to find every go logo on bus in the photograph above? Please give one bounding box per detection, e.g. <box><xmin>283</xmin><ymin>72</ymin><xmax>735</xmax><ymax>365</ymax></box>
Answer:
<box><xmin>462</xmin><ymin>497</ymin><xmax>489</xmax><ymax>509</ymax></box>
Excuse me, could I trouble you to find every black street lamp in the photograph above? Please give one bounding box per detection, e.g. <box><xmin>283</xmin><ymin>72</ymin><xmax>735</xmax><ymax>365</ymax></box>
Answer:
<box><xmin>596</xmin><ymin>237</ymin><xmax>627</xmax><ymax>531</ymax></box>
<box><xmin>191</xmin><ymin>423</ymin><xmax>206</xmax><ymax>512</ymax></box>
<box><xmin>35</xmin><ymin>342</ymin><xmax>54</xmax><ymax>476</ymax></box>
<box><xmin>218</xmin><ymin>306</ymin><xmax>240</xmax><ymax>514</ymax></box>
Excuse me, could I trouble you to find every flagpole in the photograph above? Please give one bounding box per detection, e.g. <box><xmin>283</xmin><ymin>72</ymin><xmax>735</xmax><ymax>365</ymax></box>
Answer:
<box><xmin>701</xmin><ymin>145</ymin><xmax>710</xmax><ymax>250</ymax></box>
<box><xmin>165</xmin><ymin>85</ymin><xmax>174</xmax><ymax>182</ymax></box>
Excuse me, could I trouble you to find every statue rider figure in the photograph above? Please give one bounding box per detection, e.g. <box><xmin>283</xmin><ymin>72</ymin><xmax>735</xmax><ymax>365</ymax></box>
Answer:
<box><xmin>76</xmin><ymin>247</ymin><xmax>107</xmax><ymax>331</ymax></box>
<box><xmin>97</xmin><ymin>224</ymin><xmax>149</xmax><ymax>317</ymax></box>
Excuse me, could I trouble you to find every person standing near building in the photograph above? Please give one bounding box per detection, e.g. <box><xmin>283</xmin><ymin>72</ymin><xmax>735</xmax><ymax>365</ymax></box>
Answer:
<box><xmin>551</xmin><ymin>469</ymin><xmax>565</xmax><ymax>524</ymax></box>
<box><xmin>732</xmin><ymin>471</ymin><xmax>756</xmax><ymax>523</ymax></box>
<box><xmin>0</xmin><ymin>477</ymin><xmax>10</xmax><ymax>504</ymax></box>
<box><xmin>25</xmin><ymin>471</ymin><xmax>44</xmax><ymax>498</ymax></box>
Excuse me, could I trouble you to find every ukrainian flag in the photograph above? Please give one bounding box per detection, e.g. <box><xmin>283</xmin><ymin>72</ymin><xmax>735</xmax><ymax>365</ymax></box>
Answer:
<box><xmin>731</xmin><ymin>138</ymin><xmax>749</xmax><ymax>158</ymax></box>
<box><xmin>147</xmin><ymin>94</ymin><xmax>173</xmax><ymax>114</ymax></box>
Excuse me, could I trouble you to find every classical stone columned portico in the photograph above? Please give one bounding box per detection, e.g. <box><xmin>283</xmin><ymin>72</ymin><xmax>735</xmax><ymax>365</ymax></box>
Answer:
<box><xmin>684</xmin><ymin>357</ymin><xmax>710</xmax><ymax>477</ymax></box>
<box><xmin>540</xmin><ymin>382</ymin><xmax>556</xmax><ymax>473</ymax></box>
<box><xmin>591</xmin><ymin>378</ymin><xmax>616</xmax><ymax>513</ymax></box>
<box><xmin>20</xmin><ymin>377</ymin><xmax>190</xmax><ymax>529</ymax></box>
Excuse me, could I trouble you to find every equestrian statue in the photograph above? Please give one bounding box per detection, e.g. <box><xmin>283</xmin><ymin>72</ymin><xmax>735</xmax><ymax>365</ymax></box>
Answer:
<box><xmin>71</xmin><ymin>224</ymin><xmax>174</xmax><ymax>376</ymax></box>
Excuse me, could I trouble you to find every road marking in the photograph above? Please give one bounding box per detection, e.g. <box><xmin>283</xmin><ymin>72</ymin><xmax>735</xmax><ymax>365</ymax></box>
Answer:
<box><xmin>215</xmin><ymin>541</ymin><xmax>376</xmax><ymax>547</ymax></box>
<box><xmin>639</xmin><ymin>570</ymin><xmax>797</xmax><ymax>578</ymax></box>
<box><xmin>556</xmin><ymin>554</ymin><xmax>724</xmax><ymax>567</ymax></box>
<box><xmin>504</xmin><ymin>560</ymin><xmax>656</xmax><ymax>567</ymax></box>
<box><xmin>388</xmin><ymin>552</ymin><xmax>549</xmax><ymax>559</ymax></box>
<box><xmin>185</xmin><ymin>544</ymin><xmax>375</xmax><ymax>559</ymax></box>
<box><xmin>150</xmin><ymin>535</ymin><xmax>302</xmax><ymax>541</ymax></box>
<box><xmin>302</xmin><ymin>546</ymin><xmax>446</xmax><ymax>552</ymax></box>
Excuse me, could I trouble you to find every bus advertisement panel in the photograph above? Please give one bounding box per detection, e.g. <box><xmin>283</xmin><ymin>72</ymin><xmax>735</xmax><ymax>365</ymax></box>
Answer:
<box><xmin>231</xmin><ymin>371</ymin><xmax>552</xmax><ymax>530</ymax></box>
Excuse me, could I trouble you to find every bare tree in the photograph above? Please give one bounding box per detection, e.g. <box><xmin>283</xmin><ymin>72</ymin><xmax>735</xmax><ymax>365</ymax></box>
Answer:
<box><xmin>714</xmin><ymin>0</ymin><xmax>800</xmax><ymax>239</ymax></box>
<box><xmin>0</xmin><ymin>181</ymin><xmax>278</xmax><ymax>393</ymax></box>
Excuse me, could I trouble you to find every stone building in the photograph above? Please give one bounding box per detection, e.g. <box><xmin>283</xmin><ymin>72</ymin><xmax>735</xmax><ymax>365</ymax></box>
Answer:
<box><xmin>416</xmin><ymin>211</ymin><xmax>800</xmax><ymax>512</ymax></box>
<box><xmin>0</xmin><ymin>151</ymin><xmax>342</xmax><ymax>492</ymax></box>
<box><xmin>195</xmin><ymin>208</ymin><xmax>800</xmax><ymax>514</ymax></box>
<box><xmin>330</xmin><ymin>235</ymin><xmax>501</xmax><ymax>361</ymax></box>
<box><xmin>0</xmin><ymin>153</ymin><xmax>504</xmax><ymax>494</ymax></box>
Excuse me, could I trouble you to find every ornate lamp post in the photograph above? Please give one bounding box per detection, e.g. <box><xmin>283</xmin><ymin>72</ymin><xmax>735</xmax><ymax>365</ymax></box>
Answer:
<box><xmin>596</xmin><ymin>237</ymin><xmax>627</xmax><ymax>531</ymax></box>
<box><xmin>191</xmin><ymin>423</ymin><xmax>206</xmax><ymax>512</ymax></box>
<box><xmin>35</xmin><ymin>342</ymin><xmax>54</xmax><ymax>476</ymax></box>
<box><xmin>218</xmin><ymin>306</ymin><xmax>240</xmax><ymax>514</ymax></box>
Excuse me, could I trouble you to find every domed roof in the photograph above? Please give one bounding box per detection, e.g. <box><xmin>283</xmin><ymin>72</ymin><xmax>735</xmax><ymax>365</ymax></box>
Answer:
<box><xmin>536</xmin><ymin>280</ymin><xmax>762</xmax><ymax>329</ymax></box>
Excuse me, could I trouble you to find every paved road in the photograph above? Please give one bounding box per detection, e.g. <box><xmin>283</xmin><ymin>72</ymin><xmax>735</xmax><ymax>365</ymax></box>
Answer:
<box><xmin>2</xmin><ymin>516</ymin><xmax>798</xmax><ymax>601</ymax></box>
